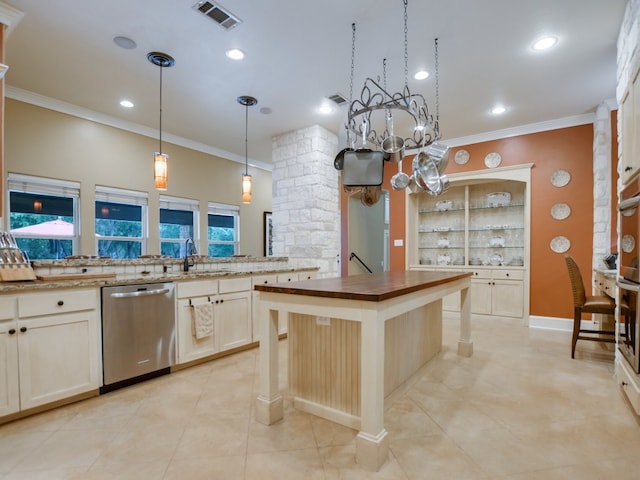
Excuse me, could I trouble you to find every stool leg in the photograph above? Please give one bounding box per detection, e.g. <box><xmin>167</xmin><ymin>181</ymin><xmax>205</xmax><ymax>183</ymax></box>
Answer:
<box><xmin>571</xmin><ymin>308</ymin><xmax>581</xmax><ymax>359</ymax></box>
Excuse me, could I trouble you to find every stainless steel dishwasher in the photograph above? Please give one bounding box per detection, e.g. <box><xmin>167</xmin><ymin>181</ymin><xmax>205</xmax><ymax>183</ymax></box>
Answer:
<box><xmin>101</xmin><ymin>282</ymin><xmax>176</xmax><ymax>393</ymax></box>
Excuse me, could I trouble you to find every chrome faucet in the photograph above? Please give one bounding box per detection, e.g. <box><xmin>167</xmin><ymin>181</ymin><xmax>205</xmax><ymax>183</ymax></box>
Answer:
<box><xmin>184</xmin><ymin>238</ymin><xmax>196</xmax><ymax>272</ymax></box>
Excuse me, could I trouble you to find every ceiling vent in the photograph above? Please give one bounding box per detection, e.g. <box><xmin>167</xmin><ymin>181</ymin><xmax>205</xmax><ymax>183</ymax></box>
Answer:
<box><xmin>193</xmin><ymin>1</ymin><xmax>242</xmax><ymax>30</ymax></box>
<box><xmin>328</xmin><ymin>93</ymin><xmax>348</xmax><ymax>106</ymax></box>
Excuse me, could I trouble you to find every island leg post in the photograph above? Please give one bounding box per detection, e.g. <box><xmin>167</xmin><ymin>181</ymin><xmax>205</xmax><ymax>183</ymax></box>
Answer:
<box><xmin>255</xmin><ymin>299</ymin><xmax>284</xmax><ymax>425</ymax></box>
<box><xmin>457</xmin><ymin>284</ymin><xmax>473</xmax><ymax>357</ymax></box>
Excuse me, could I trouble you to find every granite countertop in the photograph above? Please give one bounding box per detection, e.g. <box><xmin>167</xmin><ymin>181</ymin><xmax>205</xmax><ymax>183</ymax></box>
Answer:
<box><xmin>0</xmin><ymin>266</ymin><xmax>318</xmax><ymax>293</ymax></box>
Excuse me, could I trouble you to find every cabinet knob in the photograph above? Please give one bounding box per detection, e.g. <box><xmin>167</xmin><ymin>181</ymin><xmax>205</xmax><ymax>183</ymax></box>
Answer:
<box><xmin>505</xmin><ymin>273</ymin><xmax>509</xmax><ymax>277</ymax></box>
<box><xmin>219</xmin><ymin>299</ymin><xmax>224</xmax><ymax>304</ymax></box>
<box><xmin>8</xmin><ymin>328</ymin><xmax>16</xmax><ymax>335</ymax></box>
<box><xmin>57</xmin><ymin>300</ymin><xmax>64</xmax><ymax>306</ymax></box>
<box><xmin>625</xmin><ymin>166</ymin><xmax>632</xmax><ymax>172</ymax></box>
<box><xmin>622</xmin><ymin>381</ymin><xmax>628</xmax><ymax>387</ymax></box>
<box><xmin>263</xmin><ymin>280</ymin><xmax>268</xmax><ymax>284</ymax></box>
<box><xmin>20</xmin><ymin>326</ymin><xmax>27</xmax><ymax>333</ymax></box>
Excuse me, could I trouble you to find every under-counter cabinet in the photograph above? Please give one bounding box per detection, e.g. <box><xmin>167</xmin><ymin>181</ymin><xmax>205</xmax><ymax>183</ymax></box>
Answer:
<box><xmin>176</xmin><ymin>277</ymin><xmax>252</xmax><ymax>364</ymax></box>
<box><xmin>470</xmin><ymin>269</ymin><xmax>524</xmax><ymax>318</ymax></box>
<box><xmin>406</xmin><ymin>164</ymin><xmax>531</xmax><ymax>322</ymax></box>
<box><xmin>0</xmin><ymin>296</ymin><xmax>19</xmax><ymax>417</ymax></box>
<box><xmin>1</xmin><ymin>289</ymin><xmax>101</xmax><ymax>418</ymax></box>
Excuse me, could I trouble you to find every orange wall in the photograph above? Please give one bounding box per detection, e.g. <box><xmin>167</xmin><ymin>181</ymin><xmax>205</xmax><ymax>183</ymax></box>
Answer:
<box><xmin>340</xmin><ymin>123</ymin><xmax>617</xmax><ymax>320</ymax></box>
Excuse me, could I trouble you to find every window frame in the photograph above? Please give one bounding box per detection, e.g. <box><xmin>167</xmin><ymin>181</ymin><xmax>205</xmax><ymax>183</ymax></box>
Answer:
<box><xmin>7</xmin><ymin>173</ymin><xmax>80</xmax><ymax>259</ymax></box>
<box><xmin>207</xmin><ymin>202</ymin><xmax>240</xmax><ymax>257</ymax></box>
<box><xmin>159</xmin><ymin>195</ymin><xmax>200</xmax><ymax>258</ymax></box>
<box><xmin>95</xmin><ymin>186</ymin><xmax>148</xmax><ymax>259</ymax></box>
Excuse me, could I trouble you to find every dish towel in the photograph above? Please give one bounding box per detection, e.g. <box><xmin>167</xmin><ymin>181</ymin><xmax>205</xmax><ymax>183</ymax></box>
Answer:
<box><xmin>191</xmin><ymin>302</ymin><xmax>214</xmax><ymax>339</ymax></box>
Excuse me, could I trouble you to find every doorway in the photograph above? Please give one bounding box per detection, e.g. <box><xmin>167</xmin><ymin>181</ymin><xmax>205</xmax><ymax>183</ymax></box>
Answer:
<box><xmin>347</xmin><ymin>191</ymin><xmax>389</xmax><ymax>275</ymax></box>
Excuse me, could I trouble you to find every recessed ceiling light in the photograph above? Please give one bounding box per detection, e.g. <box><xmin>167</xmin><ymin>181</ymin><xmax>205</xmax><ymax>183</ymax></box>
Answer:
<box><xmin>491</xmin><ymin>105</ymin><xmax>506</xmax><ymax>115</ymax></box>
<box><xmin>318</xmin><ymin>104</ymin><xmax>334</xmax><ymax>115</ymax></box>
<box><xmin>532</xmin><ymin>36</ymin><xmax>558</xmax><ymax>51</ymax></box>
<box><xmin>414</xmin><ymin>70</ymin><xmax>429</xmax><ymax>80</ymax></box>
<box><xmin>113</xmin><ymin>36</ymin><xmax>137</xmax><ymax>50</ymax></box>
<box><xmin>120</xmin><ymin>100</ymin><xmax>134</xmax><ymax>108</ymax></box>
<box><xmin>225</xmin><ymin>48</ymin><xmax>245</xmax><ymax>60</ymax></box>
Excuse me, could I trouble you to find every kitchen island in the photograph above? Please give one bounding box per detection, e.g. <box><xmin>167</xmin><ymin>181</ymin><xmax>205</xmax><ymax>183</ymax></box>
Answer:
<box><xmin>254</xmin><ymin>270</ymin><xmax>473</xmax><ymax>471</ymax></box>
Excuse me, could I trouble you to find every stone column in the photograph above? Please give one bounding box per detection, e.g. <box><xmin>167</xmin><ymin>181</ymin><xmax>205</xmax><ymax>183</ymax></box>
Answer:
<box><xmin>592</xmin><ymin>101</ymin><xmax>612</xmax><ymax>271</ymax></box>
<box><xmin>271</xmin><ymin>125</ymin><xmax>339</xmax><ymax>277</ymax></box>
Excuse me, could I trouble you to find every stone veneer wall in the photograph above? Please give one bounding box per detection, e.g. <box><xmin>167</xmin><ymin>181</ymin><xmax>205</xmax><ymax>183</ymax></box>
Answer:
<box><xmin>593</xmin><ymin>101</ymin><xmax>613</xmax><ymax>270</ymax></box>
<box><xmin>271</xmin><ymin>125</ymin><xmax>340</xmax><ymax>278</ymax></box>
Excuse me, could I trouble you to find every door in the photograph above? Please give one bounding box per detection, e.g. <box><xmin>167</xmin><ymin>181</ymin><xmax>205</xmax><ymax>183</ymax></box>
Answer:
<box><xmin>0</xmin><ymin>320</ymin><xmax>19</xmax><ymax>416</ymax></box>
<box><xmin>348</xmin><ymin>191</ymin><xmax>388</xmax><ymax>275</ymax></box>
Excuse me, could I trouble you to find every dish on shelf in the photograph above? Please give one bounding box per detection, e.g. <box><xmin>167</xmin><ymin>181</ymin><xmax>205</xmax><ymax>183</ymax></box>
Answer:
<box><xmin>437</xmin><ymin>237</ymin><xmax>450</xmax><ymax>248</ymax></box>
<box><xmin>437</xmin><ymin>254</ymin><xmax>451</xmax><ymax>265</ymax></box>
<box><xmin>454</xmin><ymin>149</ymin><xmax>470</xmax><ymax>165</ymax></box>
<box><xmin>432</xmin><ymin>226</ymin><xmax>452</xmax><ymax>232</ymax></box>
<box><xmin>453</xmin><ymin>256</ymin><xmax>465</xmax><ymax>265</ymax></box>
<box><xmin>469</xmin><ymin>257</ymin><xmax>482</xmax><ymax>266</ymax></box>
<box><xmin>484</xmin><ymin>152</ymin><xmax>502</xmax><ymax>168</ymax></box>
<box><xmin>435</xmin><ymin>200</ymin><xmax>453</xmax><ymax>211</ymax></box>
<box><xmin>489</xmin><ymin>236</ymin><xmax>505</xmax><ymax>247</ymax></box>
<box><xmin>550</xmin><ymin>170</ymin><xmax>571</xmax><ymax>187</ymax></box>
<box><xmin>488</xmin><ymin>253</ymin><xmax>503</xmax><ymax>266</ymax></box>
<box><xmin>485</xmin><ymin>224</ymin><xmax>510</xmax><ymax>230</ymax></box>
<box><xmin>622</xmin><ymin>234</ymin><xmax>635</xmax><ymax>253</ymax></box>
<box><xmin>550</xmin><ymin>203</ymin><xmax>571</xmax><ymax>220</ymax></box>
<box><xmin>419</xmin><ymin>258</ymin><xmax>432</xmax><ymax>265</ymax></box>
<box><xmin>550</xmin><ymin>236</ymin><xmax>570</xmax><ymax>253</ymax></box>
<box><xmin>486</xmin><ymin>191</ymin><xmax>511</xmax><ymax>207</ymax></box>
<box><xmin>507</xmin><ymin>256</ymin><xmax>524</xmax><ymax>266</ymax></box>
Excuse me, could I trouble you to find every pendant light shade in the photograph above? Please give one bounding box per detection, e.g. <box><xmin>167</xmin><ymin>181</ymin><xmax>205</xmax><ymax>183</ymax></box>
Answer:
<box><xmin>148</xmin><ymin>51</ymin><xmax>175</xmax><ymax>191</ymax></box>
<box><xmin>237</xmin><ymin>95</ymin><xmax>257</xmax><ymax>204</ymax></box>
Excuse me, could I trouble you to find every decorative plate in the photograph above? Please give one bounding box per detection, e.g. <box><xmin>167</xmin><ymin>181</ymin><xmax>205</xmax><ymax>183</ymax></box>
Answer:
<box><xmin>437</xmin><ymin>254</ymin><xmax>451</xmax><ymax>265</ymax></box>
<box><xmin>484</xmin><ymin>152</ymin><xmax>502</xmax><ymax>168</ymax></box>
<box><xmin>454</xmin><ymin>149</ymin><xmax>470</xmax><ymax>165</ymax></box>
<box><xmin>550</xmin><ymin>170</ymin><xmax>571</xmax><ymax>187</ymax></box>
<box><xmin>435</xmin><ymin>200</ymin><xmax>453</xmax><ymax>211</ymax></box>
<box><xmin>550</xmin><ymin>236</ymin><xmax>571</xmax><ymax>253</ymax></box>
<box><xmin>550</xmin><ymin>203</ymin><xmax>571</xmax><ymax>220</ymax></box>
<box><xmin>622</xmin><ymin>234</ymin><xmax>635</xmax><ymax>253</ymax></box>
<box><xmin>488</xmin><ymin>253</ymin><xmax>503</xmax><ymax>266</ymax></box>
<box><xmin>486</xmin><ymin>191</ymin><xmax>511</xmax><ymax>207</ymax></box>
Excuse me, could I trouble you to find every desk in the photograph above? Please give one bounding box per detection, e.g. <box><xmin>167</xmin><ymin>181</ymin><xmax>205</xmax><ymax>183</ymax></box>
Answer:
<box><xmin>254</xmin><ymin>270</ymin><xmax>472</xmax><ymax>471</ymax></box>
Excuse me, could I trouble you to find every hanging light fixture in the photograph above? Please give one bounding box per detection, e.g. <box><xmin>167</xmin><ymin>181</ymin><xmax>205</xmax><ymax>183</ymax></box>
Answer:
<box><xmin>147</xmin><ymin>51</ymin><xmax>175</xmax><ymax>191</ymax></box>
<box><xmin>237</xmin><ymin>95</ymin><xmax>257</xmax><ymax>204</ymax></box>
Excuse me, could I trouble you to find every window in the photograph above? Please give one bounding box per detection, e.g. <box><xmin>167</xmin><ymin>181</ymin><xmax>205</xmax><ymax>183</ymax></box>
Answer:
<box><xmin>7</xmin><ymin>173</ymin><xmax>80</xmax><ymax>260</ymax></box>
<box><xmin>95</xmin><ymin>186</ymin><xmax>148</xmax><ymax>259</ymax></box>
<box><xmin>207</xmin><ymin>202</ymin><xmax>239</xmax><ymax>257</ymax></box>
<box><xmin>159</xmin><ymin>195</ymin><xmax>199</xmax><ymax>258</ymax></box>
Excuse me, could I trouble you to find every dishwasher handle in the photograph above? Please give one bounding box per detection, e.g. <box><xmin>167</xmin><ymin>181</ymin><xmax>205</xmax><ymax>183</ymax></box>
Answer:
<box><xmin>110</xmin><ymin>287</ymin><xmax>171</xmax><ymax>299</ymax></box>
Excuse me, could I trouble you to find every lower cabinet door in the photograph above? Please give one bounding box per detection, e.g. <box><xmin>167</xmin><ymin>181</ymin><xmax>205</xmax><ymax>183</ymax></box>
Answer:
<box><xmin>0</xmin><ymin>323</ymin><xmax>20</xmax><ymax>417</ymax></box>
<box><xmin>492</xmin><ymin>280</ymin><xmax>524</xmax><ymax>318</ymax></box>
<box><xmin>470</xmin><ymin>279</ymin><xmax>493</xmax><ymax>315</ymax></box>
<box><xmin>216</xmin><ymin>291</ymin><xmax>251</xmax><ymax>352</ymax></box>
<box><xmin>177</xmin><ymin>297</ymin><xmax>218</xmax><ymax>364</ymax></box>
<box><xmin>17</xmin><ymin>311</ymin><xmax>99</xmax><ymax>410</ymax></box>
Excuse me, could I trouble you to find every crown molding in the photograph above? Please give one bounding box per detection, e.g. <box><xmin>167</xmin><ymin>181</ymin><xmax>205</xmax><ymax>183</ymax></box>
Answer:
<box><xmin>0</xmin><ymin>2</ymin><xmax>24</xmax><ymax>35</ymax></box>
<box><xmin>4</xmin><ymin>85</ymin><xmax>273</xmax><ymax>172</ymax></box>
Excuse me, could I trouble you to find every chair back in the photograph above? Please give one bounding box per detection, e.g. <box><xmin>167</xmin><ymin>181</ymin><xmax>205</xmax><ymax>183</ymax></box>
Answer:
<box><xmin>565</xmin><ymin>255</ymin><xmax>587</xmax><ymax>307</ymax></box>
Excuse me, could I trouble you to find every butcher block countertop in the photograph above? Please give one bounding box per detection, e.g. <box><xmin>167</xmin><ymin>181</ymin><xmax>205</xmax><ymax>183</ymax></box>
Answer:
<box><xmin>254</xmin><ymin>270</ymin><xmax>472</xmax><ymax>302</ymax></box>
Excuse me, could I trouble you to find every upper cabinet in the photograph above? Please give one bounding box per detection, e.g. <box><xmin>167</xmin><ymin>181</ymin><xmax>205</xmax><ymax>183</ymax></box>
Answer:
<box><xmin>620</xmin><ymin>66</ymin><xmax>640</xmax><ymax>185</ymax></box>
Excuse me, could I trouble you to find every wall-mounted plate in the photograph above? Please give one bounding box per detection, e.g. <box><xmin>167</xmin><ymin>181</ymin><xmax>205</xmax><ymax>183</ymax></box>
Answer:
<box><xmin>622</xmin><ymin>234</ymin><xmax>635</xmax><ymax>253</ymax></box>
<box><xmin>550</xmin><ymin>170</ymin><xmax>571</xmax><ymax>187</ymax></box>
<box><xmin>550</xmin><ymin>236</ymin><xmax>570</xmax><ymax>253</ymax></box>
<box><xmin>550</xmin><ymin>203</ymin><xmax>571</xmax><ymax>220</ymax></box>
<box><xmin>484</xmin><ymin>152</ymin><xmax>502</xmax><ymax>168</ymax></box>
<box><xmin>454</xmin><ymin>149</ymin><xmax>470</xmax><ymax>165</ymax></box>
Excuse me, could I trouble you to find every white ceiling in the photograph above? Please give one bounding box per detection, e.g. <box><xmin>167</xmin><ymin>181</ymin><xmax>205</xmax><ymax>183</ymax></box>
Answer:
<box><xmin>2</xmin><ymin>0</ymin><xmax>628</xmax><ymax>169</ymax></box>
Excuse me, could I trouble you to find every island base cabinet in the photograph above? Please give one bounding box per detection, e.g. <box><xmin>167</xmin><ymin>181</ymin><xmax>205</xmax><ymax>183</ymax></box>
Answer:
<box><xmin>17</xmin><ymin>311</ymin><xmax>99</xmax><ymax>410</ymax></box>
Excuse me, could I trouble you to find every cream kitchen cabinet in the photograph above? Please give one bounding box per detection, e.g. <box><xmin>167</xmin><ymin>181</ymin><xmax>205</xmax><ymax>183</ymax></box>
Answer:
<box><xmin>0</xmin><ymin>295</ymin><xmax>19</xmax><ymax>417</ymax></box>
<box><xmin>6</xmin><ymin>289</ymin><xmax>101</xmax><ymax>413</ymax></box>
<box><xmin>620</xmin><ymin>65</ymin><xmax>640</xmax><ymax>184</ymax></box>
<box><xmin>176</xmin><ymin>276</ymin><xmax>252</xmax><ymax>364</ymax></box>
<box><xmin>216</xmin><ymin>277</ymin><xmax>252</xmax><ymax>352</ymax></box>
<box><xmin>176</xmin><ymin>279</ymin><xmax>219</xmax><ymax>364</ymax></box>
<box><xmin>407</xmin><ymin>164</ymin><xmax>531</xmax><ymax>322</ymax></box>
<box><xmin>470</xmin><ymin>268</ymin><xmax>524</xmax><ymax>318</ymax></box>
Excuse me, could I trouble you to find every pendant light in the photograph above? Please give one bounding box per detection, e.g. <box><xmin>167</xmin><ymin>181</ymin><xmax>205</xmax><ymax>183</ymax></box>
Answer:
<box><xmin>148</xmin><ymin>52</ymin><xmax>175</xmax><ymax>191</ymax></box>
<box><xmin>237</xmin><ymin>95</ymin><xmax>257</xmax><ymax>204</ymax></box>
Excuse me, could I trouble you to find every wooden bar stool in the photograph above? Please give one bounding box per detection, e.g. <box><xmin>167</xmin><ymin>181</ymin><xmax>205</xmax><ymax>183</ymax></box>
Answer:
<box><xmin>564</xmin><ymin>255</ymin><xmax>616</xmax><ymax>358</ymax></box>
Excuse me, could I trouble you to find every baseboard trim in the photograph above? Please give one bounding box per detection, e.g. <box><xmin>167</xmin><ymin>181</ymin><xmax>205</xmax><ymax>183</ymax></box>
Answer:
<box><xmin>529</xmin><ymin>315</ymin><xmax>600</xmax><ymax>332</ymax></box>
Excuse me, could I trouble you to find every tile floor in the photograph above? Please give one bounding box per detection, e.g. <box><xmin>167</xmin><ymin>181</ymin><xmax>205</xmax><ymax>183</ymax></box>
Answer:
<box><xmin>1</xmin><ymin>314</ymin><xmax>640</xmax><ymax>479</ymax></box>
